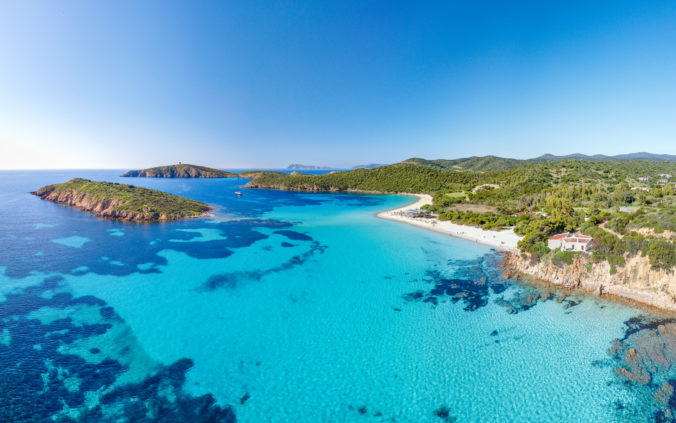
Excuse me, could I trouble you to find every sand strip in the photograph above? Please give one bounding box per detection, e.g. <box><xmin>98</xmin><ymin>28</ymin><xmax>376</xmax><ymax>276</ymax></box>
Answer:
<box><xmin>377</xmin><ymin>194</ymin><xmax>523</xmax><ymax>251</ymax></box>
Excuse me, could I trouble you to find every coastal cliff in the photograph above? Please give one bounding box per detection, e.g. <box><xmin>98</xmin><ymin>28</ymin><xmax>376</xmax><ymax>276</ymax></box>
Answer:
<box><xmin>502</xmin><ymin>251</ymin><xmax>676</xmax><ymax>311</ymax></box>
<box><xmin>122</xmin><ymin>164</ymin><xmax>236</xmax><ymax>178</ymax></box>
<box><xmin>33</xmin><ymin>178</ymin><xmax>212</xmax><ymax>222</ymax></box>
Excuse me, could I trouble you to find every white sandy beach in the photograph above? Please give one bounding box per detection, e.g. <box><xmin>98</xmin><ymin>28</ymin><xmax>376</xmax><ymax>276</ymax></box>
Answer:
<box><xmin>377</xmin><ymin>194</ymin><xmax>523</xmax><ymax>251</ymax></box>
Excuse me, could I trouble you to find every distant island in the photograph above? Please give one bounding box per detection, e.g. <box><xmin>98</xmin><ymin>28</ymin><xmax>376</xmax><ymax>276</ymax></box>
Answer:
<box><xmin>287</xmin><ymin>164</ymin><xmax>332</xmax><ymax>170</ymax></box>
<box><xmin>122</xmin><ymin>164</ymin><xmax>236</xmax><ymax>178</ymax></box>
<box><xmin>32</xmin><ymin>178</ymin><xmax>212</xmax><ymax>222</ymax></box>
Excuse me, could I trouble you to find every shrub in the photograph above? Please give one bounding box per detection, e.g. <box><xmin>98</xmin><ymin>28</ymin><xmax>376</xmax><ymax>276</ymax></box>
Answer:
<box><xmin>552</xmin><ymin>250</ymin><xmax>580</xmax><ymax>267</ymax></box>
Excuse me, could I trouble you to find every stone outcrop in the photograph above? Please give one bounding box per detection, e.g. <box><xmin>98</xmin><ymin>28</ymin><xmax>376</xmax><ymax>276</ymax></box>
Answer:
<box><xmin>502</xmin><ymin>251</ymin><xmax>676</xmax><ymax>312</ymax></box>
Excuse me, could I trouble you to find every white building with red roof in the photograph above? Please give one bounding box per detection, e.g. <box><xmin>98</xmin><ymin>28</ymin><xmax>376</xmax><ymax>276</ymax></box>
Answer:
<box><xmin>548</xmin><ymin>233</ymin><xmax>593</xmax><ymax>252</ymax></box>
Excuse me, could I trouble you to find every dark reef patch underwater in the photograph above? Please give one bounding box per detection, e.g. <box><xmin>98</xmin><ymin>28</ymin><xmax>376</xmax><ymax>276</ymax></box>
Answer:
<box><xmin>0</xmin><ymin>217</ymin><xmax>296</xmax><ymax>278</ymax></box>
<box><xmin>607</xmin><ymin>315</ymin><xmax>676</xmax><ymax>423</ymax></box>
<box><xmin>401</xmin><ymin>253</ymin><xmax>581</xmax><ymax>315</ymax></box>
<box><xmin>199</xmin><ymin>240</ymin><xmax>327</xmax><ymax>292</ymax></box>
<box><xmin>0</xmin><ymin>276</ymin><xmax>236</xmax><ymax>422</ymax></box>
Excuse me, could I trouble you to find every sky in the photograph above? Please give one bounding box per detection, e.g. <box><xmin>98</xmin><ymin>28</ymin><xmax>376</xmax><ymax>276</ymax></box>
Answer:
<box><xmin>1</xmin><ymin>1</ymin><xmax>675</xmax><ymax>169</ymax></box>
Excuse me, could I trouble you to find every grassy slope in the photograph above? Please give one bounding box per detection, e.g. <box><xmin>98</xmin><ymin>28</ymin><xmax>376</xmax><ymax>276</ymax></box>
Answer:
<box><xmin>245</xmin><ymin>160</ymin><xmax>676</xmax><ymax>194</ymax></box>
<box><xmin>401</xmin><ymin>156</ymin><xmax>529</xmax><ymax>172</ymax></box>
<box><xmin>238</xmin><ymin>170</ymin><xmax>287</xmax><ymax>179</ymax></box>
<box><xmin>122</xmin><ymin>164</ymin><xmax>237</xmax><ymax>178</ymax></box>
<box><xmin>245</xmin><ymin>164</ymin><xmax>488</xmax><ymax>193</ymax></box>
<box><xmin>34</xmin><ymin>178</ymin><xmax>211</xmax><ymax>218</ymax></box>
<box><xmin>246</xmin><ymin>159</ymin><xmax>676</xmax><ymax>193</ymax></box>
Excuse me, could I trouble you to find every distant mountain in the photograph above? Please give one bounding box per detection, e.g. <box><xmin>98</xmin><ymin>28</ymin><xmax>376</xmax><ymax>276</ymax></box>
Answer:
<box><xmin>287</xmin><ymin>164</ymin><xmax>332</xmax><ymax>170</ymax></box>
<box><xmin>536</xmin><ymin>153</ymin><xmax>607</xmax><ymax>161</ymax></box>
<box><xmin>351</xmin><ymin>163</ymin><xmax>387</xmax><ymax>169</ymax></box>
<box><xmin>403</xmin><ymin>152</ymin><xmax>676</xmax><ymax>172</ymax></box>
<box><xmin>535</xmin><ymin>152</ymin><xmax>676</xmax><ymax>162</ymax></box>
<box><xmin>602</xmin><ymin>152</ymin><xmax>676</xmax><ymax>161</ymax></box>
<box><xmin>122</xmin><ymin>164</ymin><xmax>237</xmax><ymax>178</ymax></box>
<box><xmin>401</xmin><ymin>156</ymin><xmax>526</xmax><ymax>172</ymax></box>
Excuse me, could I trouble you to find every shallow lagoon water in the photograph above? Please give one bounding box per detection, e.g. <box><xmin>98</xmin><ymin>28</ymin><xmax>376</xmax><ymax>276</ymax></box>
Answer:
<box><xmin>0</xmin><ymin>170</ymin><xmax>669</xmax><ymax>422</ymax></box>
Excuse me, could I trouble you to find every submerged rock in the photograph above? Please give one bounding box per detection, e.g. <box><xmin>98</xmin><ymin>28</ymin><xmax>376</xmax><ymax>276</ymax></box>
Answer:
<box><xmin>240</xmin><ymin>391</ymin><xmax>251</xmax><ymax>405</ymax></box>
<box><xmin>495</xmin><ymin>299</ymin><xmax>517</xmax><ymax>314</ymax></box>
<box><xmin>659</xmin><ymin>323</ymin><xmax>676</xmax><ymax>337</ymax></box>
<box><xmin>614</xmin><ymin>365</ymin><xmax>651</xmax><ymax>385</ymax></box>
<box><xmin>655</xmin><ymin>382</ymin><xmax>675</xmax><ymax>405</ymax></box>
<box><xmin>607</xmin><ymin>338</ymin><xmax>624</xmax><ymax>356</ymax></box>
<box><xmin>433</xmin><ymin>405</ymin><xmax>457</xmax><ymax>422</ymax></box>
<box><xmin>617</xmin><ymin>348</ymin><xmax>652</xmax><ymax>385</ymax></box>
<box><xmin>608</xmin><ymin>315</ymin><xmax>676</xmax><ymax>416</ymax></box>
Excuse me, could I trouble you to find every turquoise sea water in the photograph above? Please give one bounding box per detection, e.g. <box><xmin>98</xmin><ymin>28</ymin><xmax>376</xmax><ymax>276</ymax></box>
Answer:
<box><xmin>0</xmin><ymin>170</ymin><xmax>671</xmax><ymax>422</ymax></box>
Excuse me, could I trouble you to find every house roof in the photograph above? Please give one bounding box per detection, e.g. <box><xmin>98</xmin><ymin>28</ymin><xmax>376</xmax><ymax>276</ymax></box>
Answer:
<box><xmin>550</xmin><ymin>233</ymin><xmax>592</xmax><ymax>243</ymax></box>
<box><xmin>549</xmin><ymin>233</ymin><xmax>569</xmax><ymax>240</ymax></box>
<box><xmin>564</xmin><ymin>237</ymin><xmax>592</xmax><ymax>243</ymax></box>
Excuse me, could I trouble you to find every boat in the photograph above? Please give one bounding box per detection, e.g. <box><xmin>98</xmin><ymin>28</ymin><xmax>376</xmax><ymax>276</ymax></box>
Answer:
<box><xmin>235</xmin><ymin>191</ymin><xmax>243</xmax><ymax>196</ymax></box>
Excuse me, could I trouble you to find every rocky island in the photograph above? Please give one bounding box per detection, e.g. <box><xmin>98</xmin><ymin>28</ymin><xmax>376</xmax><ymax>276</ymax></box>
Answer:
<box><xmin>122</xmin><ymin>164</ymin><xmax>236</xmax><ymax>178</ymax></box>
<box><xmin>32</xmin><ymin>178</ymin><xmax>212</xmax><ymax>222</ymax></box>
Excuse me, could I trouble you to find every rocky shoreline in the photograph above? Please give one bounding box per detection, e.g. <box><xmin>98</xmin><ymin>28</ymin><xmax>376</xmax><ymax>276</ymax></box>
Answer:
<box><xmin>502</xmin><ymin>251</ymin><xmax>676</xmax><ymax>313</ymax></box>
<box><xmin>32</xmin><ymin>182</ymin><xmax>212</xmax><ymax>222</ymax></box>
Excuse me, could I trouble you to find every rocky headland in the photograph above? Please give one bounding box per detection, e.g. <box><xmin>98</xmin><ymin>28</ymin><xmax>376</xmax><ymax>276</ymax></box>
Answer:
<box><xmin>122</xmin><ymin>164</ymin><xmax>236</xmax><ymax>178</ymax></box>
<box><xmin>32</xmin><ymin>178</ymin><xmax>212</xmax><ymax>222</ymax></box>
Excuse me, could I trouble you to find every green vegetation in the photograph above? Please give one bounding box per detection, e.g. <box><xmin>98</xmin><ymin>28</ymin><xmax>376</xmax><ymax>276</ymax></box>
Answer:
<box><xmin>33</xmin><ymin>178</ymin><xmax>211</xmax><ymax>221</ymax></box>
<box><xmin>552</xmin><ymin>250</ymin><xmax>581</xmax><ymax>267</ymax></box>
<box><xmin>647</xmin><ymin>239</ymin><xmax>676</xmax><ymax>271</ymax></box>
<box><xmin>438</xmin><ymin>210</ymin><xmax>522</xmax><ymax>231</ymax></box>
<box><xmin>402</xmin><ymin>156</ymin><xmax>527</xmax><ymax>172</ymax></box>
<box><xmin>246</xmin><ymin>156</ymin><xmax>676</xmax><ymax>272</ymax></box>
<box><xmin>122</xmin><ymin>164</ymin><xmax>237</xmax><ymax>178</ymax></box>
<box><xmin>246</xmin><ymin>164</ymin><xmax>488</xmax><ymax>192</ymax></box>
<box><xmin>238</xmin><ymin>170</ymin><xmax>287</xmax><ymax>179</ymax></box>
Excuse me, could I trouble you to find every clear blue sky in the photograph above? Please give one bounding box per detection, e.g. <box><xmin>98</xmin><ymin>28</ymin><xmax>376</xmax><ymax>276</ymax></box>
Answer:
<box><xmin>1</xmin><ymin>1</ymin><xmax>675</xmax><ymax>169</ymax></box>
